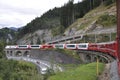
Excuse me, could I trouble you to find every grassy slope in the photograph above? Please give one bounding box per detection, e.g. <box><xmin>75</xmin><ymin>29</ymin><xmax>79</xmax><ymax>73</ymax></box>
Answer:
<box><xmin>49</xmin><ymin>62</ymin><xmax>105</xmax><ymax>80</ymax></box>
<box><xmin>68</xmin><ymin>3</ymin><xmax>116</xmax><ymax>31</ymax></box>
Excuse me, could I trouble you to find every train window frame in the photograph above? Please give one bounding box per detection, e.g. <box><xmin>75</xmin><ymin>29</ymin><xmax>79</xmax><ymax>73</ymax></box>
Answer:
<box><xmin>66</xmin><ymin>44</ymin><xmax>76</xmax><ymax>49</ymax></box>
<box><xmin>77</xmin><ymin>43</ymin><xmax>88</xmax><ymax>49</ymax></box>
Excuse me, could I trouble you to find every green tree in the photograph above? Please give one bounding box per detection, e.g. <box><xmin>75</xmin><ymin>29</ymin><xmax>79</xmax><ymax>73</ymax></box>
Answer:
<box><xmin>0</xmin><ymin>41</ymin><xmax>6</xmax><ymax>58</ymax></box>
<box><xmin>60</xmin><ymin>0</ymin><xmax>74</xmax><ymax>28</ymax></box>
<box><xmin>51</xmin><ymin>26</ymin><xmax>65</xmax><ymax>36</ymax></box>
<box><xmin>37</xmin><ymin>38</ymin><xmax>41</xmax><ymax>44</ymax></box>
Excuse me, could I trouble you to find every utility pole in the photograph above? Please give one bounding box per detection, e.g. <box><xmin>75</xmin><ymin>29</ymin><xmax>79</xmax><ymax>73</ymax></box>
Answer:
<box><xmin>116</xmin><ymin>0</ymin><xmax>120</xmax><ymax>76</ymax></box>
<box><xmin>116</xmin><ymin>0</ymin><xmax>120</xmax><ymax>61</ymax></box>
<box><xmin>110</xmin><ymin>32</ymin><xmax>112</xmax><ymax>42</ymax></box>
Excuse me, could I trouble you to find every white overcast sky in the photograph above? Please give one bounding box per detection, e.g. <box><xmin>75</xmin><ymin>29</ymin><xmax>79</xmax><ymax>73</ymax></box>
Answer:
<box><xmin>0</xmin><ymin>0</ymin><xmax>82</xmax><ymax>29</ymax></box>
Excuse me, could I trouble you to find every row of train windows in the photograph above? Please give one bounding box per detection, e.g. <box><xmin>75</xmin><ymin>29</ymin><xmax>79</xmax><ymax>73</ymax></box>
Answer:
<box><xmin>18</xmin><ymin>45</ymin><xmax>40</xmax><ymax>48</ymax></box>
<box><xmin>17</xmin><ymin>45</ymin><xmax>87</xmax><ymax>48</ymax></box>
<box><xmin>66</xmin><ymin>45</ymin><xmax>87</xmax><ymax>48</ymax></box>
<box><xmin>55</xmin><ymin>45</ymin><xmax>87</xmax><ymax>48</ymax></box>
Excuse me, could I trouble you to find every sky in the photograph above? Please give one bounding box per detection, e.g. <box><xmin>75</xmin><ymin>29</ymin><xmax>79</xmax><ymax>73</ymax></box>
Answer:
<box><xmin>0</xmin><ymin>0</ymin><xmax>82</xmax><ymax>29</ymax></box>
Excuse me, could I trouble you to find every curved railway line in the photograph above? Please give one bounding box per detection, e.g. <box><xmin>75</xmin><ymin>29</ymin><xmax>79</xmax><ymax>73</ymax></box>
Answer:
<box><xmin>77</xmin><ymin>50</ymin><xmax>115</xmax><ymax>63</ymax></box>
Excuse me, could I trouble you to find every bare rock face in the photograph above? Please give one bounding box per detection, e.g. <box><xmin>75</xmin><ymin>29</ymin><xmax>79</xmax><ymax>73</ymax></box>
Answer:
<box><xmin>17</xmin><ymin>29</ymin><xmax>53</xmax><ymax>44</ymax></box>
<box><xmin>64</xmin><ymin>28</ymin><xmax>77</xmax><ymax>36</ymax></box>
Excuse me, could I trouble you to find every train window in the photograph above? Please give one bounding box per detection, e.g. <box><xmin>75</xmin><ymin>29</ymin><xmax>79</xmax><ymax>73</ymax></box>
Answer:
<box><xmin>7</xmin><ymin>51</ymin><xmax>9</xmax><ymax>53</ymax></box>
<box><xmin>10</xmin><ymin>51</ymin><xmax>12</xmax><ymax>53</ymax></box>
<box><xmin>55</xmin><ymin>44</ymin><xmax>64</xmax><ymax>48</ymax></box>
<box><xmin>78</xmin><ymin>45</ymin><xmax>86</xmax><ymax>48</ymax></box>
<box><xmin>31</xmin><ymin>45</ymin><xmax>40</xmax><ymax>48</ymax></box>
<box><xmin>74</xmin><ymin>36</ymin><xmax>81</xmax><ymax>39</ymax></box>
<box><xmin>18</xmin><ymin>45</ymin><xmax>27</xmax><ymax>48</ymax></box>
<box><xmin>66</xmin><ymin>38</ymin><xmax>73</xmax><ymax>41</ymax></box>
<box><xmin>66</xmin><ymin>45</ymin><xmax>75</xmax><ymax>47</ymax></box>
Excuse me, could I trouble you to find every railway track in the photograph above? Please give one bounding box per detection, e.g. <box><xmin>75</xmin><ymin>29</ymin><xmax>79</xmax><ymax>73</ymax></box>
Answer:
<box><xmin>77</xmin><ymin>50</ymin><xmax>115</xmax><ymax>63</ymax></box>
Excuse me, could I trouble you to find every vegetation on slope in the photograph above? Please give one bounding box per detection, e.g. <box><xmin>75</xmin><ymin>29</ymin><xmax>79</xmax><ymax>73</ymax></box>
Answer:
<box><xmin>49</xmin><ymin>62</ymin><xmax>105</xmax><ymax>80</ymax></box>
<box><xmin>51</xmin><ymin>25</ymin><xmax>65</xmax><ymax>37</ymax></box>
<box><xmin>0</xmin><ymin>41</ymin><xmax>44</xmax><ymax>80</ymax></box>
<box><xmin>0</xmin><ymin>28</ymin><xmax>17</xmax><ymax>44</ymax></box>
<box><xmin>0</xmin><ymin>41</ymin><xmax>6</xmax><ymax>58</ymax></box>
<box><xmin>0</xmin><ymin>59</ymin><xmax>44</xmax><ymax>80</ymax></box>
<box><xmin>69</xmin><ymin>1</ymin><xmax>116</xmax><ymax>32</ymax></box>
<box><xmin>96</xmin><ymin>14</ymin><xmax>116</xmax><ymax>27</ymax></box>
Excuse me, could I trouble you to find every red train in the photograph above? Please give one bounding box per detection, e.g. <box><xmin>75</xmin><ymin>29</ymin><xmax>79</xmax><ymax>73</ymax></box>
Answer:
<box><xmin>5</xmin><ymin>41</ymin><xmax>117</xmax><ymax>57</ymax></box>
<box><xmin>88</xmin><ymin>41</ymin><xmax>117</xmax><ymax>57</ymax></box>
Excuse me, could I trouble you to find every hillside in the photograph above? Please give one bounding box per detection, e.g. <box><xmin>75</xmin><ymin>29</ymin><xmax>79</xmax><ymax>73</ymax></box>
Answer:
<box><xmin>65</xmin><ymin>3</ymin><xmax>116</xmax><ymax>43</ymax></box>
<box><xmin>17</xmin><ymin>0</ymin><xmax>116</xmax><ymax>44</ymax></box>
<box><xmin>0</xmin><ymin>27</ymin><xmax>18</xmax><ymax>44</ymax></box>
<box><xmin>67</xmin><ymin>3</ymin><xmax>116</xmax><ymax>35</ymax></box>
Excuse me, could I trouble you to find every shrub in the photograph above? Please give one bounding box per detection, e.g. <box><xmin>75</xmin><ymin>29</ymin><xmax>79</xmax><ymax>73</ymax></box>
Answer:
<box><xmin>96</xmin><ymin>14</ymin><xmax>116</xmax><ymax>27</ymax></box>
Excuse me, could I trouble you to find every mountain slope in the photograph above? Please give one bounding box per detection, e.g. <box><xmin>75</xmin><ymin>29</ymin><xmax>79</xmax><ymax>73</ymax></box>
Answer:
<box><xmin>0</xmin><ymin>27</ymin><xmax>17</xmax><ymax>44</ymax></box>
<box><xmin>9</xmin><ymin>27</ymin><xmax>18</xmax><ymax>31</ymax></box>
<box><xmin>17</xmin><ymin>1</ymin><xmax>116</xmax><ymax>44</ymax></box>
<box><xmin>65</xmin><ymin>3</ymin><xmax>116</xmax><ymax>35</ymax></box>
